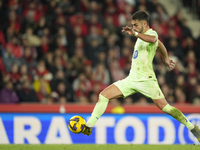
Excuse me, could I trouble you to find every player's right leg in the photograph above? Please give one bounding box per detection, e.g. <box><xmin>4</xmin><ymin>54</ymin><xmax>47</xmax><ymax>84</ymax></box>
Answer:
<box><xmin>190</xmin><ymin>125</ymin><xmax>200</xmax><ymax>142</ymax></box>
<box><xmin>153</xmin><ymin>98</ymin><xmax>200</xmax><ymax>143</ymax></box>
<box><xmin>82</xmin><ymin>84</ymin><xmax>124</xmax><ymax>135</ymax></box>
<box><xmin>136</xmin><ymin>80</ymin><xmax>200</xmax><ymax>142</ymax></box>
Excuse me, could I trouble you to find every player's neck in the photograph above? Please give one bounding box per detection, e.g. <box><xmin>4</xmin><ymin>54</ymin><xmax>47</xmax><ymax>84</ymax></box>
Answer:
<box><xmin>142</xmin><ymin>26</ymin><xmax>150</xmax><ymax>34</ymax></box>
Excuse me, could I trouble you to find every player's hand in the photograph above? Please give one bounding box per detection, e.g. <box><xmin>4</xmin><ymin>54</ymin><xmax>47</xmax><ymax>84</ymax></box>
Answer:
<box><xmin>122</xmin><ymin>26</ymin><xmax>135</xmax><ymax>35</ymax></box>
<box><xmin>165</xmin><ymin>59</ymin><xmax>176</xmax><ymax>71</ymax></box>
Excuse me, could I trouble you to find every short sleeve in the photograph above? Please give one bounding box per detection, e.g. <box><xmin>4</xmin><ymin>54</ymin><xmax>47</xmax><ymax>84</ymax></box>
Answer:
<box><xmin>146</xmin><ymin>30</ymin><xmax>158</xmax><ymax>39</ymax></box>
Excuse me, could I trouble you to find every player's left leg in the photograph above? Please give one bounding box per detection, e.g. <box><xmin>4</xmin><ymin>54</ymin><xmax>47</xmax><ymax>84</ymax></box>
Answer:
<box><xmin>153</xmin><ymin>98</ymin><xmax>200</xmax><ymax>142</ymax></box>
<box><xmin>82</xmin><ymin>84</ymin><xmax>124</xmax><ymax>136</ymax></box>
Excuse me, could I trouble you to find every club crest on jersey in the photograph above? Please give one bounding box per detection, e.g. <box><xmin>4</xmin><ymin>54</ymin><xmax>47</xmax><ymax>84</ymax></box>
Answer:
<box><xmin>133</xmin><ymin>50</ymin><xmax>138</xmax><ymax>59</ymax></box>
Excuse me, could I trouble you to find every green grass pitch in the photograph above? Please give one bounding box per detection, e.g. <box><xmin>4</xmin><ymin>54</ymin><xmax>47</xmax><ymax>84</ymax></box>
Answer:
<box><xmin>0</xmin><ymin>144</ymin><xmax>199</xmax><ymax>150</ymax></box>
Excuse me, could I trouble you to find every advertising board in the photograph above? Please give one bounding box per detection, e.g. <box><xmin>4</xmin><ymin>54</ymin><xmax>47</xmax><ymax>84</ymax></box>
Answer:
<box><xmin>0</xmin><ymin>113</ymin><xmax>200</xmax><ymax>144</ymax></box>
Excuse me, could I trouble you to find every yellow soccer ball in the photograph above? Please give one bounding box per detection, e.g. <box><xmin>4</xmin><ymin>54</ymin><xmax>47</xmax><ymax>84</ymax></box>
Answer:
<box><xmin>68</xmin><ymin>116</ymin><xmax>86</xmax><ymax>134</ymax></box>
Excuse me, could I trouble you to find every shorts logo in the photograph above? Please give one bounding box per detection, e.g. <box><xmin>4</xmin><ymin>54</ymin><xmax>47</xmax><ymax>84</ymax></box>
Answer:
<box><xmin>158</xmin><ymin>90</ymin><xmax>160</xmax><ymax>96</ymax></box>
<box><xmin>133</xmin><ymin>50</ymin><xmax>138</xmax><ymax>59</ymax></box>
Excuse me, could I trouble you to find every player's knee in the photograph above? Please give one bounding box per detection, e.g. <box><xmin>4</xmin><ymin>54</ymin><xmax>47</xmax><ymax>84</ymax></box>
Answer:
<box><xmin>153</xmin><ymin>98</ymin><xmax>168</xmax><ymax>110</ymax></box>
<box><xmin>99</xmin><ymin>90</ymin><xmax>109</xmax><ymax>99</ymax></box>
<box><xmin>98</xmin><ymin>93</ymin><xmax>109</xmax><ymax>102</ymax></box>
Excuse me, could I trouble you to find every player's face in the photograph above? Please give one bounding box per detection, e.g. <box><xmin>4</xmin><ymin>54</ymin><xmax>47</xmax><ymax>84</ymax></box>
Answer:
<box><xmin>131</xmin><ymin>19</ymin><xmax>145</xmax><ymax>33</ymax></box>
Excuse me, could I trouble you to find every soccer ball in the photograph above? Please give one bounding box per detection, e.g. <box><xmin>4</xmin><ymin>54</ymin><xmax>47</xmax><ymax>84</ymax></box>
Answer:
<box><xmin>68</xmin><ymin>116</ymin><xmax>86</xmax><ymax>134</ymax></box>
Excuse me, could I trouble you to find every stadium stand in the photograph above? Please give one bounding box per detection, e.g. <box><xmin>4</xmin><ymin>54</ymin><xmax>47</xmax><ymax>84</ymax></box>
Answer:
<box><xmin>0</xmin><ymin>0</ymin><xmax>200</xmax><ymax>106</ymax></box>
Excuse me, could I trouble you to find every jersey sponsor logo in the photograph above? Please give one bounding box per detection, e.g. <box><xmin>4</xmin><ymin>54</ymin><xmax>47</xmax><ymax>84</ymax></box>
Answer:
<box><xmin>133</xmin><ymin>50</ymin><xmax>138</xmax><ymax>59</ymax></box>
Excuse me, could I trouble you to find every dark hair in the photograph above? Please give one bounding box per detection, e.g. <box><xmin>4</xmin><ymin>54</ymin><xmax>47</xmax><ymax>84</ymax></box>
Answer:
<box><xmin>131</xmin><ymin>11</ymin><xmax>149</xmax><ymax>25</ymax></box>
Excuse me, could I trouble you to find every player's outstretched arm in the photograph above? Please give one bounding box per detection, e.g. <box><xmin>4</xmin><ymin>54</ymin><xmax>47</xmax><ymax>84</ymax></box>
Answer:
<box><xmin>158</xmin><ymin>40</ymin><xmax>176</xmax><ymax>70</ymax></box>
<box><xmin>122</xmin><ymin>26</ymin><xmax>157</xmax><ymax>43</ymax></box>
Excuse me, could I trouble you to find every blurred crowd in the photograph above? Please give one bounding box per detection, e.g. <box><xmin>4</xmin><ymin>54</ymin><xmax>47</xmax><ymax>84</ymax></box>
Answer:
<box><xmin>182</xmin><ymin>0</ymin><xmax>200</xmax><ymax>19</ymax></box>
<box><xmin>0</xmin><ymin>0</ymin><xmax>200</xmax><ymax>106</ymax></box>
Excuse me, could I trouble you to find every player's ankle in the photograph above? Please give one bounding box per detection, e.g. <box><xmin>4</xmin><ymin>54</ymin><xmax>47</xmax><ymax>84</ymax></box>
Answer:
<box><xmin>86</xmin><ymin>122</ymin><xmax>93</xmax><ymax>128</ymax></box>
<box><xmin>189</xmin><ymin>124</ymin><xmax>195</xmax><ymax>131</ymax></box>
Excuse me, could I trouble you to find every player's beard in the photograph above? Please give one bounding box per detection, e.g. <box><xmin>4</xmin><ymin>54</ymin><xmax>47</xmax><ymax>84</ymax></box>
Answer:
<box><xmin>138</xmin><ymin>25</ymin><xmax>144</xmax><ymax>33</ymax></box>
